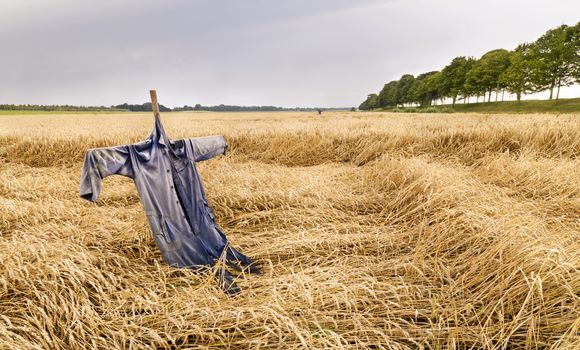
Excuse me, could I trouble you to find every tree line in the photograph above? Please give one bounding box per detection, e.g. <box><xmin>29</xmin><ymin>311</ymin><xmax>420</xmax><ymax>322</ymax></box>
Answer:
<box><xmin>113</xmin><ymin>102</ymin><xmax>172</xmax><ymax>112</ymax></box>
<box><xmin>115</xmin><ymin>103</ymin><xmax>346</xmax><ymax>112</ymax></box>
<box><xmin>172</xmin><ymin>104</ymin><xmax>346</xmax><ymax>112</ymax></box>
<box><xmin>0</xmin><ymin>104</ymin><xmax>120</xmax><ymax>112</ymax></box>
<box><xmin>1</xmin><ymin>102</ymin><xmax>349</xmax><ymax>113</ymax></box>
<box><xmin>359</xmin><ymin>23</ymin><xmax>579</xmax><ymax>110</ymax></box>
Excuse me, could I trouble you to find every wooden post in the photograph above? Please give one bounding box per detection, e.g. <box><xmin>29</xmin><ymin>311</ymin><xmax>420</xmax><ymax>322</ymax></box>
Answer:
<box><xmin>150</xmin><ymin>90</ymin><xmax>160</xmax><ymax>117</ymax></box>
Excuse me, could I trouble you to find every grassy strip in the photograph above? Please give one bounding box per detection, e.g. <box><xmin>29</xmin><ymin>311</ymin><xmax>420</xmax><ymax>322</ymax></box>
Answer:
<box><xmin>381</xmin><ymin>97</ymin><xmax>580</xmax><ymax>114</ymax></box>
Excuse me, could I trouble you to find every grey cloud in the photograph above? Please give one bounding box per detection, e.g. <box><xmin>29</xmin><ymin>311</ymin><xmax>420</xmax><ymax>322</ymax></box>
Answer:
<box><xmin>0</xmin><ymin>0</ymin><xmax>578</xmax><ymax>107</ymax></box>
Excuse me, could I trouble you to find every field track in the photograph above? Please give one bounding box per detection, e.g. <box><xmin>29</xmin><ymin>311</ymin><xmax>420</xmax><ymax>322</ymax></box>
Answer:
<box><xmin>0</xmin><ymin>111</ymin><xmax>578</xmax><ymax>349</ymax></box>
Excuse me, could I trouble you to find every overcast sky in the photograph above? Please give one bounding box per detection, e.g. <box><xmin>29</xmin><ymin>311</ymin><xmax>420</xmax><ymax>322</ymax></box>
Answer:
<box><xmin>0</xmin><ymin>0</ymin><xmax>578</xmax><ymax>107</ymax></box>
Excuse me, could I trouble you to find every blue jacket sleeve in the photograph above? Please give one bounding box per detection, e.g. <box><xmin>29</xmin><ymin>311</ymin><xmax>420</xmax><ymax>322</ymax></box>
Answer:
<box><xmin>80</xmin><ymin>145</ymin><xmax>134</xmax><ymax>202</ymax></box>
<box><xmin>185</xmin><ymin>135</ymin><xmax>228</xmax><ymax>162</ymax></box>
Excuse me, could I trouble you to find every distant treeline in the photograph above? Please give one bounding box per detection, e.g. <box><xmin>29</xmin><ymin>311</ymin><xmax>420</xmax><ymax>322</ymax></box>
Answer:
<box><xmin>0</xmin><ymin>104</ymin><xmax>120</xmax><ymax>112</ymax></box>
<box><xmin>113</xmin><ymin>103</ymin><xmax>348</xmax><ymax>112</ymax></box>
<box><xmin>112</xmin><ymin>102</ymin><xmax>172</xmax><ymax>112</ymax></box>
<box><xmin>360</xmin><ymin>23</ymin><xmax>579</xmax><ymax>110</ymax></box>
<box><xmin>172</xmin><ymin>104</ymin><xmax>345</xmax><ymax>112</ymax></box>
<box><xmin>1</xmin><ymin>102</ymin><xmax>349</xmax><ymax>112</ymax></box>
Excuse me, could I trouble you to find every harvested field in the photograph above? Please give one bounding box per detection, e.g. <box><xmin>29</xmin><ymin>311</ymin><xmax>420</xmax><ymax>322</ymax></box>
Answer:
<box><xmin>0</xmin><ymin>111</ymin><xmax>578</xmax><ymax>349</ymax></box>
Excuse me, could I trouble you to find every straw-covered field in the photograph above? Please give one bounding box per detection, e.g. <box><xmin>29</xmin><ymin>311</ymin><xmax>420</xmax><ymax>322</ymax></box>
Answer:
<box><xmin>0</xmin><ymin>111</ymin><xmax>578</xmax><ymax>349</ymax></box>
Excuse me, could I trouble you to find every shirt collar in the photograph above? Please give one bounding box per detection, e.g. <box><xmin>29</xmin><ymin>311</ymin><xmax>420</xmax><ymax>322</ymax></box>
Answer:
<box><xmin>149</xmin><ymin>115</ymin><xmax>169</xmax><ymax>147</ymax></box>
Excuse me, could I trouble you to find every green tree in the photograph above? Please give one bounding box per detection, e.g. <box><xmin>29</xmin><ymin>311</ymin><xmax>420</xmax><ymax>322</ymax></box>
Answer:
<box><xmin>397</xmin><ymin>74</ymin><xmax>415</xmax><ymax>106</ymax></box>
<box><xmin>441</xmin><ymin>56</ymin><xmax>476</xmax><ymax>105</ymax></box>
<box><xmin>359</xmin><ymin>93</ymin><xmax>379</xmax><ymax>110</ymax></box>
<box><xmin>531</xmin><ymin>23</ymin><xmax>580</xmax><ymax>99</ymax></box>
<box><xmin>378</xmin><ymin>80</ymin><xmax>399</xmax><ymax>108</ymax></box>
<box><xmin>499</xmin><ymin>44</ymin><xmax>535</xmax><ymax>101</ymax></box>
<box><xmin>410</xmin><ymin>71</ymin><xmax>438</xmax><ymax>106</ymax></box>
<box><xmin>458</xmin><ymin>57</ymin><xmax>477</xmax><ymax>103</ymax></box>
<box><xmin>468</xmin><ymin>49</ymin><xmax>511</xmax><ymax>102</ymax></box>
<box><xmin>425</xmin><ymin>71</ymin><xmax>444</xmax><ymax>105</ymax></box>
<box><xmin>465</xmin><ymin>63</ymin><xmax>485</xmax><ymax>103</ymax></box>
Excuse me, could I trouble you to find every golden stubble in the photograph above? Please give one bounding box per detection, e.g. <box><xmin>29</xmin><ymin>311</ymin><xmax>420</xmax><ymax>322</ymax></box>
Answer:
<box><xmin>0</xmin><ymin>111</ymin><xmax>578</xmax><ymax>349</ymax></box>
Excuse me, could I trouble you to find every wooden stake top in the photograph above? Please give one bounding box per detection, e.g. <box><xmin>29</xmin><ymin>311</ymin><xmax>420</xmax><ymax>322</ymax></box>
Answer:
<box><xmin>150</xmin><ymin>90</ymin><xmax>160</xmax><ymax>117</ymax></box>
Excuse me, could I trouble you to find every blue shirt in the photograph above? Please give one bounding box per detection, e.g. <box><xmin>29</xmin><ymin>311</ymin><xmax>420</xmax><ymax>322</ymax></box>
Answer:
<box><xmin>80</xmin><ymin>115</ymin><xmax>255</xmax><ymax>293</ymax></box>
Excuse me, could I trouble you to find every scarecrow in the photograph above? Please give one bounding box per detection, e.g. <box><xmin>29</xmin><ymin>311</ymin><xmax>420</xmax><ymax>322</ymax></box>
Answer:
<box><xmin>80</xmin><ymin>91</ymin><xmax>259</xmax><ymax>295</ymax></box>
